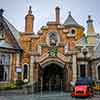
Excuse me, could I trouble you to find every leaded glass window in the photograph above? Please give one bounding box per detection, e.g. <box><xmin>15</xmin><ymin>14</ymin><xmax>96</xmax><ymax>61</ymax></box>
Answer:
<box><xmin>0</xmin><ymin>54</ymin><xmax>10</xmax><ymax>81</ymax></box>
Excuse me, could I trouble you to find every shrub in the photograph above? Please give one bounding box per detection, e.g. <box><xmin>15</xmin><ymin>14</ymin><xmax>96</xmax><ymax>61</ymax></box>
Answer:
<box><xmin>0</xmin><ymin>82</ymin><xmax>16</xmax><ymax>90</ymax></box>
<box><xmin>16</xmin><ymin>80</ymin><xmax>24</xmax><ymax>85</ymax></box>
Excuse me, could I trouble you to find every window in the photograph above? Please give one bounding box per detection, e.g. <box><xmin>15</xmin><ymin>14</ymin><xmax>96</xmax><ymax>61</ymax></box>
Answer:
<box><xmin>0</xmin><ymin>54</ymin><xmax>10</xmax><ymax>81</ymax></box>
<box><xmin>71</xmin><ymin>29</ymin><xmax>75</xmax><ymax>34</ymax></box>
<box><xmin>23</xmin><ymin>64</ymin><xmax>28</xmax><ymax>79</ymax></box>
<box><xmin>98</xmin><ymin>66</ymin><xmax>100</xmax><ymax>80</ymax></box>
<box><xmin>48</xmin><ymin>32</ymin><xmax>58</xmax><ymax>46</ymax></box>
<box><xmin>1</xmin><ymin>55</ymin><xmax>5</xmax><ymax>64</ymax></box>
<box><xmin>80</xmin><ymin>64</ymin><xmax>86</xmax><ymax>78</ymax></box>
<box><xmin>0</xmin><ymin>65</ymin><xmax>4</xmax><ymax>81</ymax></box>
<box><xmin>64</xmin><ymin>44</ymin><xmax>68</xmax><ymax>54</ymax></box>
<box><xmin>67</xmin><ymin>28</ymin><xmax>76</xmax><ymax>37</ymax></box>
<box><xmin>5</xmin><ymin>55</ymin><xmax>10</xmax><ymax>65</ymax></box>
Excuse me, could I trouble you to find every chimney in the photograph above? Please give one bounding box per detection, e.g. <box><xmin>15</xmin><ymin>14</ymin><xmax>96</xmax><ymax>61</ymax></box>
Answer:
<box><xmin>25</xmin><ymin>6</ymin><xmax>34</xmax><ymax>33</ymax></box>
<box><xmin>55</xmin><ymin>6</ymin><xmax>60</xmax><ymax>24</ymax></box>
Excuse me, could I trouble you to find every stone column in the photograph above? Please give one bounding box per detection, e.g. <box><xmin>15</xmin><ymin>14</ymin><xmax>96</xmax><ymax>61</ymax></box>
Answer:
<box><xmin>9</xmin><ymin>54</ymin><xmax>12</xmax><ymax>81</ymax></box>
<box><xmin>30</xmin><ymin>56</ymin><xmax>33</xmax><ymax>81</ymax></box>
<box><xmin>34</xmin><ymin>64</ymin><xmax>38</xmax><ymax>82</ymax></box>
<box><xmin>16</xmin><ymin>53</ymin><xmax>20</xmax><ymax>66</ymax></box>
<box><xmin>12</xmin><ymin>53</ymin><xmax>16</xmax><ymax>81</ymax></box>
<box><xmin>92</xmin><ymin>63</ymin><xmax>96</xmax><ymax>80</ymax></box>
<box><xmin>16</xmin><ymin>53</ymin><xmax>21</xmax><ymax>80</ymax></box>
<box><xmin>72</xmin><ymin>54</ymin><xmax>77</xmax><ymax>80</ymax></box>
<box><xmin>38</xmin><ymin>45</ymin><xmax>42</xmax><ymax>55</ymax></box>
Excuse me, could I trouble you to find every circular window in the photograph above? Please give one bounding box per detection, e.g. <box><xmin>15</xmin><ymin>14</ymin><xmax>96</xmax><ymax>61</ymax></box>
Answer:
<box><xmin>71</xmin><ymin>29</ymin><xmax>75</xmax><ymax>34</ymax></box>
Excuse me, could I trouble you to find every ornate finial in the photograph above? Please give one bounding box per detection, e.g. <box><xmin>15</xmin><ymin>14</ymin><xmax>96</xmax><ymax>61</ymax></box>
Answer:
<box><xmin>68</xmin><ymin>11</ymin><xmax>71</xmax><ymax>15</ymax></box>
<box><xmin>0</xmin><ymin>9</ymin><xmax>4</xmax><ymax>16</ymax></box>
<box><xmin>88</xmin><ymin>15</ymin><xmax>91</xmax><ymax>20</ymax></box>
<box><xmin>87</xmin><ymin>15</ymin><xmax>94</xmax><ymax>33</ymax></box>
<box><xmin>56</xmin><ymin>6</ymin><xmax>60</xmax><ymax>9</ymax></box>
<box><xmin>87</xmin><ymin>15</ymin><xmax>93</xmax><ymax>23</ymax></box>
<box><xmin>28</xmin><ymin>6</ymin><xmax>32</xmax><ymax>15</ymax></box>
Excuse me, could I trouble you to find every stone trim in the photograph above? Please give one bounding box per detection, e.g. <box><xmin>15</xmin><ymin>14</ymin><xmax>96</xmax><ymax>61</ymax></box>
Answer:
<box><xmin>96</xmin><ymin>63</ymin><xmax>100</xmax><ymax>81</ymax></box>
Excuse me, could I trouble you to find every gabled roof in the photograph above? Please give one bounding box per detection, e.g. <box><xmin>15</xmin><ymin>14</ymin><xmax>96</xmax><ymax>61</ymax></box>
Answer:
<box><xmin>0</xmin><ymin>40</ymin><xmax>13</xmax><ymax>49</ymax></box>
<box><xmin>63</xmin><ymin>12</ymin><xmax>84</xmax><ymax>30</ymax></box>
<box><xmin>3</xmin><ymin>17</ymin><xmax>20</xmax><ymax>44</ymax></box>
<box><xmin>64</xmin><ymin>12</ymin><xmax>78</xmax><ymax>26</ymax></box>
<box><xmin>0</xmin><ymin>11</ymin><xmax>22</xmax><ymax>51</ymax></box>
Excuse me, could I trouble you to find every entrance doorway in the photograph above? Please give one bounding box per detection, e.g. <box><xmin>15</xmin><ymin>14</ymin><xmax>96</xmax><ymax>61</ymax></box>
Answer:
<box><xmin>80</xmin><ymin>64</ymin><xmax>86</xmax><ymax>78</ymax></box>
<box><xmin>0</xmin><ymin>65</ymin><xmax>4</xmax><ymax>81</ymax></box>
<box><xmin>98</xmin><ymin>66</ymin><xmax>100</xmax><ymax>80</ymax></box>
<box><xmin>41</xmin><ymin>63</ymin><xmax>64</xmax><ymax>92</ymax></box>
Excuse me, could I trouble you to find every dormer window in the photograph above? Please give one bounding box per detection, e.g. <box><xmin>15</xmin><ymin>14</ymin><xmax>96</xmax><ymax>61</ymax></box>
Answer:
<box><xmin>71</xmin><ymin>29</ymin><xmax>75</xmax><ymax>34</ymax></box>
<box><xmin>48</xmin><ymin>32</ymin><xmax>58</xmax><ymax>47</ymax></box>
<box><xmin>67</xmin><ymin>28</ymin><xmax>76</xmax><ymax>37</ymax></box>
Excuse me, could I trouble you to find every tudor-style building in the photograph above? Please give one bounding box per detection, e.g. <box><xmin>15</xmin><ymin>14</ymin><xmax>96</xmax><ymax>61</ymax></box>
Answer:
<box><xmin>0</xmin><ymin>6</ymin><xmax>100</xmax><ymax>91</ymax></box>
<box><xmin>0</xmin><ymin>9</ymin><xmax>22</xmax><ymax>82</ymax></box>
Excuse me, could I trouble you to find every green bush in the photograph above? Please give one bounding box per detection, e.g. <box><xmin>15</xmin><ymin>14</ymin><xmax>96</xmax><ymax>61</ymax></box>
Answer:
<box><xmin>0</xmin><ymin>82</ymin><xmax>16</xmax><ymax>90</ymax></box>
<box><xmin>0</xmin><ymin>80</ymin><xmax>29</xmax><ymax>90</ymax></box>
<box><xmin>15</xmin><ymin>80</ymin><xmax>25</xmax><ymax>89</ymax></box>
<box><xmin>16</xmin><ymin>80</ymin><xmax>24</xmax><ymax>85</ymax></box>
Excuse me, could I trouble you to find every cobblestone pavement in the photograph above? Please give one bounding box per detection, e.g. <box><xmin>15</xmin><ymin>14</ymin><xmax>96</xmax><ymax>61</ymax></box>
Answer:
<box><xmin>0</xmin><ymin>92</ymin><xmax>100</xmax><ymax>100</ymax></box>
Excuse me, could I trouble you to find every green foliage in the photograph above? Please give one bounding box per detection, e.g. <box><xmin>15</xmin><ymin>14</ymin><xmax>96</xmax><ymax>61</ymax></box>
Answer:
<box><xmin>0</xmin><ymin>80</ymin><xmax>29</xmax><ymax>90</ymax></box>
<box><xmin>49</xmin><ymin>48</ymin><xmax>58</xmax><ymax>57</ymax></box>
<box><xmin>16</xmin><ymin>80</ymin><xmax>24</xmax><ymax>86</ymax></box>
<box><xmin>0</xmin><ymin>82</ymin><xmax>16</xmax><ymax>90</ymax></box>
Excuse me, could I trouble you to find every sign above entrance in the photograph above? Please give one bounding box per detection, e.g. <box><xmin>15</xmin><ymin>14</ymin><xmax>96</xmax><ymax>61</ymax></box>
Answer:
<box><xmin>48</xmin><ymin>48</ymin><xmax>58</xmax><ymax>57</ymax></box>
<box><xmin>16</xmin><ymin>67</ymin><xmax>22</xmax><ymax>72</ymax></box>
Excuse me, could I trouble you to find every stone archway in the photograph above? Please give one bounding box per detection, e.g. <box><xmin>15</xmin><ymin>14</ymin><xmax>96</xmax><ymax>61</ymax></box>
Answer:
<box><xmin>42</xmin><ymin>63</ymin><xmax>64</xmax><ymax>91</ymax></box>
<box><xmin>38</xmin><ymin>61</ymin><xmax>68</xmax><ymax>92</ymax></box>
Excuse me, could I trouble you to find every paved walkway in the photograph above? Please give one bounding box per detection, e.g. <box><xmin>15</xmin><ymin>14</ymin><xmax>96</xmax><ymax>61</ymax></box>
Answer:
<box><xmin>0</xmin><ymin>92</ymin><xmax>100</xmax><ymax>100</ymax></box>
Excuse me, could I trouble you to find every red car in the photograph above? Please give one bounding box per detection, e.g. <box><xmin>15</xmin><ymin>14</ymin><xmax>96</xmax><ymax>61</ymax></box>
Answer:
<box><xmin>71</xmin><ymin>85</ymin><xmax>93</xmax><ymax>97</ymax></box>
<box><xmin>71</xmin><ymin>78</ymin><xmax>94</xmax><ymax>97</ymax></box>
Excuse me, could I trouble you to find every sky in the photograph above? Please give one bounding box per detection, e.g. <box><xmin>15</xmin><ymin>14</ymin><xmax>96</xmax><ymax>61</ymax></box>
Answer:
<box><xmin>0</xmin><ymin>0</ymin><xmax>100</xmax><ymax>33</ymax></box>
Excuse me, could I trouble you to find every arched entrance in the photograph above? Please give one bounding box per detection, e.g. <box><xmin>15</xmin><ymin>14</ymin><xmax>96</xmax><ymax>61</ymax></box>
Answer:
<box><xmin>39</xmin><ymin>63</ymin><xmax>65</xmax><ymax>92</ymax></box>
<box><xmin>98</xmin><ymin>66</ymin><xmax>100</xmax><ymax>80</ymax></box>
